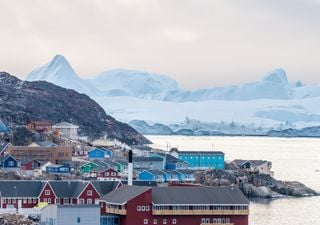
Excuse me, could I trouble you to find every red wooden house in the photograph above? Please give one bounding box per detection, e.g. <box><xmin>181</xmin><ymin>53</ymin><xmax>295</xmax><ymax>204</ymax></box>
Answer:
<box><xmin>0</xmin><ymin>180</ymin><xmax>121</xmax><ymax>210</ymax></box>
<box><xmin>100</xmin><ymin>186</ymin><xmax>250</xmax><ymax>225</ymax></box>
<box><xmin>91</xmin><ymin>167</ymin><xmax>121</xmax><ymax>181</ymax></box>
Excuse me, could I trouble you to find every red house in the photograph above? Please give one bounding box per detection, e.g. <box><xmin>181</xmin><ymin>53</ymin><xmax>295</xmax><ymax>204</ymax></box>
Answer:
<box><xmin>100</xmin><ymin>186</ymin><xmax>249</xmax><ymax>225</ymax></box>
<box><xmin>91</xmin><ymin>168</ymin><xmax>121</xmax><ymax>181</ymax></box>
<box><xmin>21</xmin><ymin>159</ymin><xmax>42</xmax><ymax>170</ymax></box>
<box><xmin>0</xmin><ymin>180</ymin><xmax>121</xmax><ymax>210</ymax></box>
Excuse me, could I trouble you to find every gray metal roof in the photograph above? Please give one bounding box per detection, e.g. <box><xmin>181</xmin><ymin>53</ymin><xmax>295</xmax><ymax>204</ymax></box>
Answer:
<box><xmin>49</xmin><ymin>181</ymin><xmax>88</xmax><ymax>198</ymax></box>
<box><xmin>133</xmin><ymin>156</ymin><xmax>164</xmax><ymax>162</ymax></box>
<box><xmin>101</xmin><ymin>185</ymin><xmax>151</xmax><ymax>205</ymax></box>
<box><xmin>122</xmin><ymin>181</ymin><xmax>157</xmax><ymax>187</ymax></box>
<box><xmin>143</xmin><ymin>169</ymin><xmax>166</xmax><ymax>176</ymax></box>
<box><xmin>0</xmin><ymin>181</ymin><xmax>44</xmax><ymax>197</ymax></box>
<box><xmin>152</xmin><ymin>186</ymin><xmax>249</xmax><ymax>205</ymax></box>
<box><xmin>91</xmin><ymin>181</ymin><xmax>120</xmax><ymax>196</ymax></box>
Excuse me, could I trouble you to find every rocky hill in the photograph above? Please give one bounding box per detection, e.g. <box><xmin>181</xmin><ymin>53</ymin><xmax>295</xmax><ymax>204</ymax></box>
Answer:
<box><xmin>0</xmin><ymin>72</ymin><xmax>150</xmax><ymax>145</ymax></box>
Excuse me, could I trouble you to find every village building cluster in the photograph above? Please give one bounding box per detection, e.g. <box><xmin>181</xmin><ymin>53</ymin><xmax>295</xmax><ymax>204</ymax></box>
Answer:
<box><xmin>0</xmin><ymin>119</ymin><xmax>274</xmax><ymax>225</ymax></box>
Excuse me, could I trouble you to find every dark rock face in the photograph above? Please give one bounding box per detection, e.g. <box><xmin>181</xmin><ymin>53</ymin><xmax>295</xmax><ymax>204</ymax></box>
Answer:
<box><xmin>0</xmin><ymin>72</ymin><xmax>150</xmax><ymax>145</ymax></box>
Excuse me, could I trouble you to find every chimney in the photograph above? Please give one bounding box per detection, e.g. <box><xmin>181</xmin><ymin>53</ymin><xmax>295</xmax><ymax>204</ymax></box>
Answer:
<box><xmin>128</xmin><ymin>150</ymin><xmax>133</xmax><ymax>186</ymax></box>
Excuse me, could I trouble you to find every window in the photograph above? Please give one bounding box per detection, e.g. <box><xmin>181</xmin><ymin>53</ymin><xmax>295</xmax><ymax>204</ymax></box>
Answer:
<box><xmin>206</xmin><ymin>218</ymin><xmax>210</xmax><ymax>223</ymax></box>
<box><xmin>23</xmin><ymin>199</ymin><xmax>27</xmax><ymax>204</ymax></box>
<box><xmin>28</xmin><ymin>198</ymin><xmax>32</xmax><ymax>204</ymax></box>
<box><xmin>56</xmin><ymin>198</ymin><xmax>60</xmax><ymax>204</ymax></box>
<box><xmin>8</xmin><ymin>161</ymin><xmax>14</xmax><ymax>166</ymax></box>
<box><xmin>77</xmin><ymin>217</ymin><xmax>81</xmax><ymax>223</ymax></box>
<box><xmin>111</xmin><ymin>172</ymin><xmax>116</xmax><ymax>176</ymax></box>
<box><xmin>8</xmin><ymin>199</ymin><xmax>11</xmax><ymax>204</ymax></box>
<box><xmin>87</xmin><ymin>190</ymin><xmax>93</xmax><ymax>196</ymax></box>
<box><xmin>43</xmin><ymin>198</ymin><xmax>47</xmax><ymax>203</ymax></box>
<box><xmin>163</xmin><ymin>219</ymin><xmax>167</xmax><ymax>224</ymax></box>
<box><xmin>64</xmin><ymin>198</ymin><xmax>69</xmax><ymax>204</ymax></box>
<box><xmin>79</xmin><ymin>199</ymin><xmax>85</xmax><ymax>204</ymax></box>
<box><xmin>146</xmin><ymin>206</ymin><xmax>150</xmax><ymax>211</ymax></box>
<box><xmin>153</xmin><ymin>219</ymin><xmax>157</xmax><ymax>224</ymax></box>
<box><xmin>87</xmin><ymin>199</ymin><xmax>92</xmax><ymax>204</ymax></box>
<box><xmin>13</xmin><ymin>199</ymin><xmax>16</xmax><ymax>204</ymax></box>
<box><xmin>144</xmin><ymin>219</ymin><xmax>148</xmax><ymax>224</ymax></box>
<box><xmin>48</xmin><ymin>198</ymin><xmax>51</xmax><ymax>204</ymax></box>
<box><xmin>33</xmin><ymin>199</ymin><xmax>37</xmax><ymax>203</ymax></box>
<box><xmin>172</xmin><ymin>219</ymin><xmax>177</xmax><ymax>224</ymax></box>
<box><xmin>45</xmin><ymin>190</ymin><xmax>50</xmax><ymax>196</ymax></box>
<box><xmin>137</xmin><ymin>206</ymin><xmax>141</xmax><ymax>211</ymax></box>
<box><xmin>141</xmin><ymin>206</ymin><xmax>146</xmax><ymax>211</ymax></box>
<box><xmin>201</xmin><ymin>218</ymin><xmax>206</xmax><ymax>224</ymax></box>
<box><xmin>106</xmin><ymin>172</ymin><xmax>109</xmax><ymax>176</ymax></box>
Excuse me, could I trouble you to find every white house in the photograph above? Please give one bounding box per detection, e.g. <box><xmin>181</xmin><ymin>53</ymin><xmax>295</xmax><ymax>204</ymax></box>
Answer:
<box><xmin>53</xmin><ymin>122</ymin><xmax>79</xmax><ymax>140</ymax></box>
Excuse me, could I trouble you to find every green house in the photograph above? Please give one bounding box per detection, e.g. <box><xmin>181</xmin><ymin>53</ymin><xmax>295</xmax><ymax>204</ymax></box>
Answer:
<box><xmin>80</xmin><ymin>162</ymin><xmax>99</xmax><ymax>173</ymax></box>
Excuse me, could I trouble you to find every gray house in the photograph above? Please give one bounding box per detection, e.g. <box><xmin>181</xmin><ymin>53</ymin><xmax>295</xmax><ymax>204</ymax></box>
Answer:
<box><xmin>133</xmin><ymin>156</ymin><xmax>164</xmax><ymax>171</ymax></box>
<box><xmin>40</xmin><ymin>205</ymin><xmax>100</xmax><ymax>225</ymax></box>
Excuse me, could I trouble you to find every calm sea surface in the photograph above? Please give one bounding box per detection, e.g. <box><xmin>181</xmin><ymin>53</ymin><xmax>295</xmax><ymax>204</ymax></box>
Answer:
<box><xmin>146</xmin><ymin>135</ymin><xmax>320</xmax><ymax>225</ymax></box>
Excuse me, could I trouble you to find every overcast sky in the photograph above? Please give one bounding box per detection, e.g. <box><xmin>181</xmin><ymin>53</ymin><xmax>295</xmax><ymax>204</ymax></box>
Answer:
<box><xmin>0</xmin><ymin>0</ymin><xmax>320</xmax><ymax>89</ymax></box>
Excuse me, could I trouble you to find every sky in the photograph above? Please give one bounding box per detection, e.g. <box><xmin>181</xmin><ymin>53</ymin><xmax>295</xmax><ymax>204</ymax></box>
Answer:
<box><xmin>0</xmin><ymin>0</ymin><xmax>320</xmax><ymax>89</ymax></box>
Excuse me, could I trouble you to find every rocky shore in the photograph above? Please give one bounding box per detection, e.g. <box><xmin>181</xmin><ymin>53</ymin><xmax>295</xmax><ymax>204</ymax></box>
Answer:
<box><xmin>196</xmin><ymin>167</ymin><xmax>318</xmax><ymax>198</ymax></box>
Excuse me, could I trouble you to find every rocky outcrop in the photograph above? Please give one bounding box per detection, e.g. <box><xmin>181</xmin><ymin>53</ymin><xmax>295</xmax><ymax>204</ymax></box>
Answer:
<box><xmin>0</xmin><ymin>72</ymin><xmax>150</xmax><ymax>145</ymax></box>
<box><xmin>196</xmin><ymin>169</ymin><xmax>318</xmax><ymax>198</ymax></box>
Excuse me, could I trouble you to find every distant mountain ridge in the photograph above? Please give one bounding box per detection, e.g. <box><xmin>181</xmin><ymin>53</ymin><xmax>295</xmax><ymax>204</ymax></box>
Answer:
<box><xmin>0</xmin><ymin>72</ymin><xmax>150</xmax><ymax>145</ymax></box>
<box><xmin>26</xmin><ymin>55</ymin><xmax>320</xmax><ymax>101</ymax></box>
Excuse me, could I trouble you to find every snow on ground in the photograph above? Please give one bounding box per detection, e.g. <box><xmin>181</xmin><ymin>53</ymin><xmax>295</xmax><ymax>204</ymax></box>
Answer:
<box><xmin>94</xmin><ymin>96</ymin><xmax>320</xmax><ymax>128</ymax></box>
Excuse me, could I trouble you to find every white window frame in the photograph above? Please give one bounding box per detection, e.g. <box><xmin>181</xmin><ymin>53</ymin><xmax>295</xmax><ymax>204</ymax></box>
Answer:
<box><xmin>153</xmin><ymin>219</ymin><xmax>157</xmax><ymax>224</ymax></box>
<box><xmin>144</xmin><ymin>219</ymin><xmax>148</xmax><ymax>224</ymax></box>
<box><xmin>172</xmin><ymin>219</ymin><xmax>177</xmax><ymax>224</ymax></box>
<box><xmin>87</xmin><ymin>190</ymin><xmax>93</xmax><ymax>196</ymax></box>
<box><xmin>45</xmin><ymin>190</ymin><xmax>50</xmax><ymax>196</ymax></box>
<box><xmin>137</xmin><ymin>206</ymin><xmax>141</xmax><ymax>211</ymax></box>
<box><xmin>87</xmin><ymin>199</ymin><xmax>92</xmax><ymax>204</ymax></box>
<box><xmin>141</xmin><ymin>206</ymin><xmax>146</xmax><ymax>211</ymax></box>
<box><xmin>79</xmin><ymin>199</ymin><xmax>85</xmax><ymax>204</ymax></box>
<box><xmin>163</xmin><ymin>219</ymin><xmax>167</xmax><ymax>224</ymax></box>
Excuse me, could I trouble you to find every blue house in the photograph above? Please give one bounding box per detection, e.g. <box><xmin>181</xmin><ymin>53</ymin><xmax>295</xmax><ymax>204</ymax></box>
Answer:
<box><xmin>46</xmin><ymin>164</ymin><xmax>71</xmax><ymax>174</ymax></box>
<box><xmin>153</xmin><ymin>153</ymin><xmax>189</xmax><ymax>170</ymax></box>
<box><xmin>138</xmin><ymin>170</ymin><xmax>166</xmax><ymax>183</ymax></box>
<box><xmin>170</xmin><ymin>148</ymin><xmax>225</xmax><ymax>170</ymax></box>
<box><xmin>176</xmin><ymin>170</ymin><xmax>196</xmax><ymax>182</ymax></box>
<box><xmin>0</xmin><ymin>155</ymin><xmax>19</xmax><ymax>169</ymax></box>
<box><xmin>162</xmin><ymin>170</ymin><xmax>180</xmax><ymax>182</ymax></box>
<box><xmin>88</xmin><ymin>148</ymin><xmax>113</xmax><ymax>159</ymax></box>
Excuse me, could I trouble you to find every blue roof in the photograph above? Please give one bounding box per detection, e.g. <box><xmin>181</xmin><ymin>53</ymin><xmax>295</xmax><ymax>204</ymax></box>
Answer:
<box><xmin>0</xmin><ymin>119</ymin><xmax>8</xmax><ymax>132</ymax></box>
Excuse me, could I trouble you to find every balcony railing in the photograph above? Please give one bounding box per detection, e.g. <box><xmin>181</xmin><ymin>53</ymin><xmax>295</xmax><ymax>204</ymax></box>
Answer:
<box><xmin>152</xmin><ymin>209</ymin><xmax>249</xmax><ymax>216</ymax></box>
<box><xmin>106</xmin><ymin>207</ymin><xmax>127</xmax><ymax>215</ymax></box>
<box><xmin>200</xmin><ymin>223</ymin><xmax>234</xmax><ymax>225</ymax></box>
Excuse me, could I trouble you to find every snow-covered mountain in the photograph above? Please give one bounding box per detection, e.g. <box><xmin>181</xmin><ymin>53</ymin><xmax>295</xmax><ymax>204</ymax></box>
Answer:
<box><xmin>26</xmin><ymin>55</ymin><xmax>100</xmax><ymax>96</ymax></box>
<box><xmin>24</xmin><ymin>55</ymin><xmax>320</xmax><ymax>133</ymax></box>
<box><xmin>86</xmin><ymin>69</ymin><xmax>181</xmax><ymax>99</ymax></box>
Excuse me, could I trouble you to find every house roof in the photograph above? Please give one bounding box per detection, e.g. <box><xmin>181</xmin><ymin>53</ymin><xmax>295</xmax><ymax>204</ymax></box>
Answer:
<box><xmin>0</xmin><ymin>142</ymin><xmax>11</xmax><ymax>154</ymax></box>
<box><xmin>133</xmin><ymin>156</ymin><xmax>163</xmax><ymax>162</ymax></box>
<box><xmin>142</xmin><ymin>169</ymin><xmax>166</xmax><ymax>176</ymax></box>
<box><xmin>100</xmin><ymin>185</ymin><xmax>151</xmax><ymax>205</ymax></box>
<box><xmin>52</xmin><ymin>122</ymin><xmax>79</xmax><ymax>128</ymax></box>
<box><xmin>91</xmin><ymin>181</ymin><xmax>120</xmax><ymax>196</ymax></box>
<box><xmin>233</xmin><ymin>159</ymin><xmax>268</xmax><ymax>167</ymax></box>
<box><xmin>0</xmin><ymin>119</ymin><xmax>9</xmax><ymax>132</ymax></box>
<box><xmin>0</xmin><ymin>181</ymin><xmax>44</xmax><ymax>197</ymax></box>
<box><xmin>49</xmin><ymin>181</ymin><xmax>88</xmax><ymax>198</ymax></box>
<box><xmin>121</xmin><ymin>181</ymin><xmax>158</xmax><ymax>187</ymax></box>
<box><xmin>152</xmin><ymin>186</ymin><xmax>249</xmax><ymax>205</ymax></box>
<box><xmin>170</xmin><ymin>149</ymin><xmax>224</xmax><ymax>155</ymax></box>
<box><xmin>0</xmin><ymin>155</ymin><xmax>17</xmax><ymax>162</ymax></box>
<box><xmin>115</xmin><ymin>159</ymin><xmax>128</xmax><ymax>166</ymax></box>
<box><xmin>175</xmin><ymin>169</ymin><xmax>194</xmax><ymax>175</ymax></box>
<box><xmin>36</xmin><ymin>141</ymin><xmax>57</xmax><ymax>147</ymax></box>
<box><xmin>162</xmin><ymin>170</ymin><xmax>180</xmax><ymax>175</ymax></box>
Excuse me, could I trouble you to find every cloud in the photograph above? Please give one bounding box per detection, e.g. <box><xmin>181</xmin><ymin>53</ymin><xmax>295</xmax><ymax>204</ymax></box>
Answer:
<box><xmin>0</xmin><ymin>0</ymin><xmax>320</xmax><ymax>89</ymax></box>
